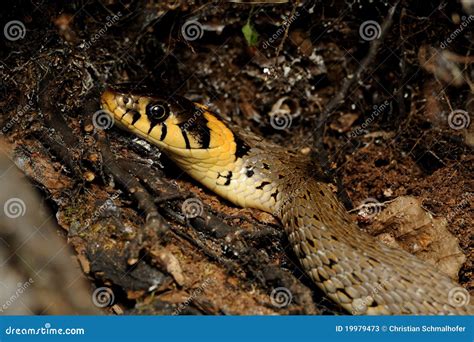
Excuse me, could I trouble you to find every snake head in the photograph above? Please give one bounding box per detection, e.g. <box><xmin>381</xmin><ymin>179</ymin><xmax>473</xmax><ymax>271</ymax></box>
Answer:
<box><xmin>101</xmin><ymin>84</ymin><xmax>223</xmax><ymax>154</ymax></box>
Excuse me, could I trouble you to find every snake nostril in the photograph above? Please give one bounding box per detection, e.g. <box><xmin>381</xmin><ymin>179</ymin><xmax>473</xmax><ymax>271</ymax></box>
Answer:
<box><xmin>117</xmin><ymin>95</ymin><xmax>132</xmax><ymax>107</ymax></box>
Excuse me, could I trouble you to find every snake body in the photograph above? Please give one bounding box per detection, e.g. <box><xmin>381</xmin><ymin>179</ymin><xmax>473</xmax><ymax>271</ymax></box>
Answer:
<box><xmin>101</xmin><ymin>85</ymin><xmax>473</xmax><ymax>315</ymax></box>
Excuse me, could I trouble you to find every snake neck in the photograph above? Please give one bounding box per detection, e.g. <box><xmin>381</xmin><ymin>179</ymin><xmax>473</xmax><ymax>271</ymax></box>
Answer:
<box><xmin>169</xmin><ymin>113</ymin><xmax>289</xmax><ymax>214</ymax></box>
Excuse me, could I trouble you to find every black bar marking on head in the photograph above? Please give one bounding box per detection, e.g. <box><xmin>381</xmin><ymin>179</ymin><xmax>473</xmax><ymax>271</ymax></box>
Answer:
<box><xmin>178</xmin><ymin>108</ymin><xmax>211</xmax><ymax>149</ymax></box>
<box><xmin>234</xmin><ymin>134</ymin><xmax>251</xmax><ymax>159</ymax></box>
<box><xmin>131</xmin><ymin>110</ymin><xmax>141</xmax><ymax>125</ymax></box>
<box><xmin>271</xmin><ymin>190</ymin><xmax>279</xmax><ymax>201</ymax></box>
<box><xmin>148</xmin><ymin>121</ymin><xmax>157</xmax><ymax>134</ymax></box>
<box><xmin>256</xmin><ymin>181</ymin><xmax>270</xmax><ymax>190</ymax></box>
<box><xmin>195</xmin><ymin>111</ymin><xmax>211</xmax><ymax>149</ymax></box>
<box><xmin>200</xmin><ymin>124</ymin><xmax>211</xmax><ymax>149</ymax></box>
<box><xmin>181</xmin><ymin>128</ymin><xmax>191</xmax><ymax>149</ymax></box>
<box><xmin>121</xmin><ymin>110</ymin><xmax>130</xmax><ymax>120</ymax></box>
<box><xmin>160</xmin><ymin>123</ymin><xmax>167</xmax><ymax>140</ymax></box>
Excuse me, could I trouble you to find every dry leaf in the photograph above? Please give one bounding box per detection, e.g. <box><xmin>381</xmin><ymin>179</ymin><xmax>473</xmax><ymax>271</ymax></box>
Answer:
<box><xmin>369</xmin><ymin>196</ymin><xmax>466</xmax><ymax>279</ymax></box>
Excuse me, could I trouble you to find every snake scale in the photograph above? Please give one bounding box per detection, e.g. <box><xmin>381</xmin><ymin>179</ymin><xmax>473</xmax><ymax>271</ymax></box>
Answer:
<box><xmin>101</xmin><ymin>84</ymin><xmax>473</xmax><ymax>315</ymax></box>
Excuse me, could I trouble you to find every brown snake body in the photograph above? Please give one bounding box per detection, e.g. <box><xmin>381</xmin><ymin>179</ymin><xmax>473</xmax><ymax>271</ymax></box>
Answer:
<box><xmin>101</xmin><ymin>85</ymin><xmax>473</xmax><ymax>315</ymax></box>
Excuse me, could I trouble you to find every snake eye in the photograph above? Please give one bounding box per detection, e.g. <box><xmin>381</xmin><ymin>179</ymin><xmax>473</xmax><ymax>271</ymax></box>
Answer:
<box><xmin>146</xmin><ymin>101</ymin><xmax>169</xmax><ymax>122</ymax></box>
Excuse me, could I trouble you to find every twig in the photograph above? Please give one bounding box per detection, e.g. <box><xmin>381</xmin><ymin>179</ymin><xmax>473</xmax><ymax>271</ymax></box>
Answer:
<box><xmin>169</xmin><ymin>224</ymin><xmax>242</xmax><ymax>275</ymax></box>
<box><xmin>33</xmin><ymin>128</ymin><xmax>83</xmax><ymax>180</ymax></box>
<box><xmin>275</xmin><ymin>1</ymin><xmax>299</xmax><ymax>60</ymax></box>
<box><xmin>37</xmin><ymin>72</ymin><xmax>84</xmax><ymax>180</ymax></box>
<box><xmin>97</xmin><ymin>132</ymin><xmax>169</xmax><ymax>239</ymax></box>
